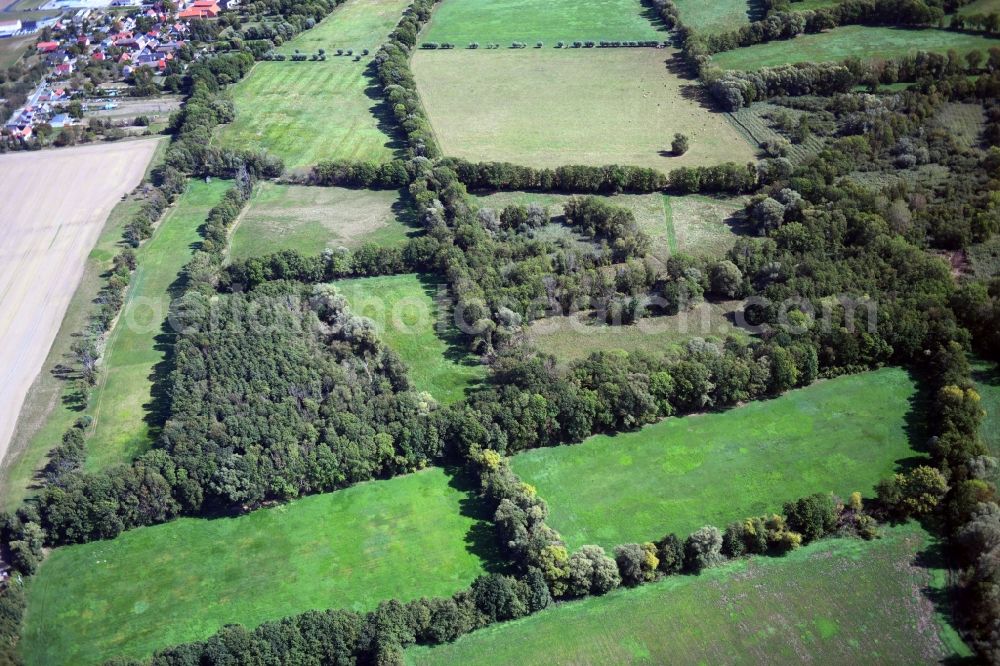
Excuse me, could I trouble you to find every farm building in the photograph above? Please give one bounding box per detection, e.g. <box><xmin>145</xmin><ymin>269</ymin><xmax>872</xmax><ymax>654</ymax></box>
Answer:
<box><xmin>0</xmin><ymin>20</ymin><xmax>22</xmax><ymax>37</ymax></box>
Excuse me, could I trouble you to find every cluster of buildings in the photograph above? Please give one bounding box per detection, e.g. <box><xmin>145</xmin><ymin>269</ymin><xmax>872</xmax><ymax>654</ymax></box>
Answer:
<box><xmin>33</xmin><ymin>9</ymin><xmax>189</xmax><ymax>77</ymax></box>
<box><xmin>3</xmin><ymin>0</ymin><xmax>221</xmax><ymax>144</ymax></box>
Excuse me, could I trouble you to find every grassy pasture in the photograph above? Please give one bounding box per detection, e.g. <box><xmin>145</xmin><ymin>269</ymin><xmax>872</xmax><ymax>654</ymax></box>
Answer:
<box><xmin>787</xmin><ymin>0</ymin><xmax>844</xmax><ymax>10</ymax></box>
<box><xmin>229</xmin><ymin>183</ymin><xmax>417</xmax><ymax>260</ymax></box>
<box><xmin>527</xmin><ymin>300</ymin><xmax>747</xmax><ymax>364</ymax></box>
<box><xmin>419</xmin><ymin>0</ymin><xmax>666</xmax><ymax>44</ymax></box>
<box><xmin>665</xmin><ymin>194</ymin><xmax>746</xmax><ymax>259</ymax></box>
<box><xmin>407</xmin><ymin>523</ymin><xmax>969</xmax><ymax>664</ymax></box>
<box><xmin>333</xmin><ymin>274</ymin><xmax>485</xmax><ymax>404</ymax></box>
<box><xmin>969</xmin><ymin>235</ymin><xmax>1000</xmax><ymax>279</ymax></box>
<box><xmin>412</xmin><ymin>49</ymin><xmax>757</xmax><ymax>172</ymax></box>
<box><xmin>474</xmin><ymin>191</ymin><xmax>744</xmax><ymax>264</ymax></box>
<box><xmin>973</xmin><ymin>359</ymin><xmax>1000</xmax><ymax>462</ymax></box>
<box><xmin>671</xmin><ymin>0</ymin><xmax>752</xmax><ymax>35</ymax></box>
<box><xmin>21</xmin><ymin>468</ymin><xmax>489</xmax><ymax>666</ymax></box>
<box><xmin>511</xmin><ymin>368</ymin><xmax>921</xmax><ymax>549</ymax></box>
<box><xmin>712</xmin><ymin>26</ymin><xmax>1000</xmax><ymax>71</ymax></box>
<box><xmin>278</xmin><ymin>0</ymin><xmax>410</xmax><ymax>54</ymax></box>
<box><xmin>82</xmin><ymin>180</ymin><xmax>231</xmax><ymax>471</ymax></box>
<box><xmin>959</xmin><ymin>0</ymin><xmax>1000</xmax><ymax>15</ymax></box>
<box><xmin>934</xmin><ymin>102</ymin><xmax>985</xmax><ymax>149</ymax></box>
<box><xmin>0</xmin><ymin>31</ymin><xmax>33</xmax><ymax>68</ymax></box>
<box><xmin>217</xmin><ymin>0</ymin><xmax>412</xmax><ymax>168</ymax></box>
<box><xmin>217</xmin><ymin>59</ymin><xmax>400</xmax><ymax>169</ymax></box>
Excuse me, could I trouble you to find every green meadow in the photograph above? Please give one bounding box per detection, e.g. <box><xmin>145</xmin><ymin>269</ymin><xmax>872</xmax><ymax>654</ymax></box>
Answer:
<box><xmin>278</xmin><ymin>0</ymin><xmax>411</xmax><ymax>54</ymax></box>
<box><xmin>229</xmin><ymin>183</ymin><xmax>417</xmax><ymax>260</ymax></box>
<box><xmin>217</xmin><ymin>0</ymin><xmax>410</xmax><ymax>168</ymax></box>
<box><xmin>333</xmin><ymin>274</ymin><xmax>485</xmax><ymax>404</ymax></box>
<box><xmin>21</xmin><ymin>468</ymin><xmax>489</xmax><ymax>666</ymax></box>
<box><xmin>420</xmin><ymin>0</ymin><xmax>666</xmax><ymax>44</ymax></box>
<box><xmin>474</xmin><ymin>191</ymin><xmax>744</xmax><ymax>265</ymax></box>
<box><xmin>959</xmin><ymin>0</ymin><xmax>1000</xmax><ymax>15</ymax></box>
<box><xmin>973</xmin><ymin>359</ymin><xmax>1000</xmax><ymax>460</ymax></box>
<box><xmin>412</xmin><ymin>49</ymin><xmax>757</xmax><ymax>172</ymax></box>
<box><xmin>671</xmin><ymin>0</ymin><xmax>752</xmax><ymax>35</ymax></box>
<box><xmin>218</xmin><ymin>60</ymin><xmax>400</xmax><ymax>169</ymax></box>
<box><xmin>84</xmin><ymin>180</ymin><xmax>231</xmax><ymax>470</ymax></box>
<box><xmin>712</xmin><ymin>26</ymin><xmax>1000</xmax><ymax>71</ymax></box>
<box><xmin>407</xmin><ymin>523</ymin><xmax>970</xmax><ymax>664</ymax></box>
<box><xmin>511</xmin><ymin>368</ymin><xmax>922</xmax><ymax>548</ymax></box>
<box><xmin>527</xmin><ymin>301</ymin><xmax>747</xmax><ymax>364</ymax></box>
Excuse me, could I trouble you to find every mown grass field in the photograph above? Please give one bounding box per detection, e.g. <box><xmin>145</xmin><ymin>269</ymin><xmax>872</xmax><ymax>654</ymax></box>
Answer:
<box><xmin>229</xmin><ymin>183</ymin><xmax>417</xmax><ymax>260</ymax></box>
<box><xmin>712</xmin><ymin>26</ymin><xmax>1000</xmax><ymax>71</ymax></box>
<box><xmin>528</xmin><ymin>301</ymin><xmax>746</xmax><ymax>364</ymax></box>
<box><xmin>407</xmin><ymin>523</ymin><xmax>970</xmax><ymax>664</ymax></box>
<box><xmin>217</xmin><ymin>60</ymin><xmax>400</xmax><ymax>169</ymax></box>
<box><xmin>217</xmin><ymin>0</ymin><xmax>409</xmax><ymax>168</ymax></box>
<box><xmin>277</xmin><ymin>0</ymin><xmax>410</xmax><ymax>54</ymax></box>
<box><xmin>412</xmin><ymin>49</ymin><xmax>757</xmax><ymax>172</ymax></box>
<box><xmin>0</xmin><ymin>141</ymin><xmax>171</xmax><ymax>509</ymax></box>
<box><xmin>21</xmin><ymin>467</ymin><xmax>490</xmax><ymax>666</ymax></box>
<box><xmin>84</xmin><ymin>180</ymin><xmax>231</xmax><ymax>470</ymax></box>
<box><xmin>333</xmin><ymin>274</ymin><xmax>485</xmax><ymax>404</ymax></box>
<box><xmin>671</xmin><ymin>0</ymin><xmax>752</xmax><ymax>35</ymax></box>
<box><xmin>511</xmin><ymin>368</ymin><xmax>921</xmax><ymax>548</ymax></box>
<box><xmin>420</xmin><ymin>0</ymin><xmax>666</xmax><ymax>44</ymax></box>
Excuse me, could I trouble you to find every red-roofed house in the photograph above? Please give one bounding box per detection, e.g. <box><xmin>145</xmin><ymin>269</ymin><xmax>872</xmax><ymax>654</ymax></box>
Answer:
<box><xmin>36</xmin><ymin>41</ymin><xmax>59</xmax><ymax>53</ymax></box>
<box><xmin>54</xmin><ymin>62</ymin><xmax>73</xmax><ymax>76</ymax></box>
<box><xmin>179</xmin><ymin>0</ymin><xmax>219</xmax><ymax>19</ymax></box>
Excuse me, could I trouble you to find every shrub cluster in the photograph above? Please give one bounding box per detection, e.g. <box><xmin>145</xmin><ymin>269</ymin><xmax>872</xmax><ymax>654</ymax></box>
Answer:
<box><xmin>309</xmin><ymin>158</ymin><xmax>415</xmax><ymax>188</ymax></box>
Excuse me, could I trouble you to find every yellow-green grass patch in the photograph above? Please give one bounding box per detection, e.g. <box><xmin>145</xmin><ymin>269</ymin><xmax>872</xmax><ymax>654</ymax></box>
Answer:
<box><xmin>412</xmin><ymin>48</ymin><xmax>757</xmax><ymax>173</ymax></box>
<box><xmin>21</xmin><ymin>467</ymin><xmax>490</xmax><ymax>666</ymax></box>
<box><xmin>959</xmin><ymin>0</ymin><xmax>1000</xmax><ymax>15</ymax></box>
<box><xmin>332</xmin><ymin>274</ymin><xmax>485</xmax><ymax>404</ymax></box>
<box><xmin>671</xmin><ymin>0</ymin><xmax>753</xmax><ymax>35</ymax></box>
<box><xmin>474</xmin><ymin>191</ymin><xmax>744</xmax><ymax>265</ymax></box>
<box><xmin>419</xmin><ymin>0</ymin><xmax>667</xmax><ymax>44</ymax></box>
<box><xmin>973</xmin><ymin>359</ymin><xmax>1000</xmax><ymax>462</ymax></box>
<box><xmin>933</xmin><ymin>102</ymin><xmax>985</xmax><ymax>148</ymax></box>
<box><xmin>83</xmin><ymin>180</ymin><xmax>232</xmax><ymax>470</ymax></box>
<box><xmin>277</xmin><ymin>0</ymin><xmax>411</xmax><ymax>54</ymax></box>
<box><xmin>665</xmin><ymin>193</ymin><xmax>746</xmax><ymax>259</ymax></box>
<box><xmin>229</xmin><ymin>183</ymin><xmax>418</xmax><ymax>260</ymax></box>
<box><xmin>407</xmin><ymin>522</ymin><xmax>970</xmax><ymax>664</ymax></box>
<box><xmin>527</xmin><ymin>300</ymin><xmax>746</xmax><ymax>364</ymax></box>
<box><xmin>969</xmin><ymin>235</ymin><xmax>1000</xmax><ymax>279</ymax></box>
<box><xmin>511</xmin><ymin>367</ymin><xmax>922</xmax><ymax>549</ymax></box>
<box><xmin>712</xmin><ymin>26</ymin><xmax>1000</xmax><ymax>71</ymax></box>
<box><xmin>217</xmin><ymin>58</ymin><xmax>401</xmax><ymax>169</ymax></box>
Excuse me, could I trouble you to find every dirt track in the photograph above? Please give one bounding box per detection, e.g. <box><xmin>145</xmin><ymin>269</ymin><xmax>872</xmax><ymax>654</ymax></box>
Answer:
<box><xmin>0</xmin><ymin>139</ymin><xmax>159</xmax><ymax>465</ymax></box>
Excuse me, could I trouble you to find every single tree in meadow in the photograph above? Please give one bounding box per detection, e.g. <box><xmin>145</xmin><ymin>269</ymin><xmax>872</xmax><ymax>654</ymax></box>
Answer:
<box><xmin>671</xmin><ymin>132</ymin><xmax>689</xmax><ymax>156</ymax></box>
